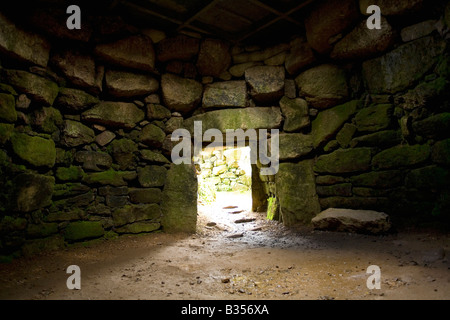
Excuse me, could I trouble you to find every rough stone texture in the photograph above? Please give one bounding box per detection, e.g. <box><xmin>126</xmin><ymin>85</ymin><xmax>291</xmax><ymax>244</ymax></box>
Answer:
<box><xmin>336</xmin><ymin>123</ymin><xmax>357</xmax><ymax>148</ymax></box>
<box><xmin>316</xmin><ymin>175</ymin><xmax>347</xmax><ymax>186</ymax></box>
<box><xmin>351</xmin><ymin>170</ymin><xmax>404</xmax><ymax>188</ymax></box>
<box><xmin>157</xmin><ymin>35</ymin><xmax>200</xmax><ymax>62</ymax></box>
<box><xmin>140</xmin><ymin>150</ymin><xmax>170</xmax><ymax>164</ymax></box>
<box><xmin>395</xmin><ymin>77</ymin><xmax>448</xmax><ymax>111</ymax></box>
<box><xmin>202</xmin><ymin>81</ymin><xmax>247</xmax><ymax>108</ymax></box>
<box><xmin>285</xmin><ymin>38</ymin><xmax>316</xmax><ymax>75</ymax></box>
<box><xmin>32</xmin><ymin>107</ymin><xmax>63</xmax><ymax>133</ymax></box>
<box><xmin>161</xmin><ymin>164</ymin><xmax>198</xmax><ymax>233</ymax></box>
<box><xmin>351</xmin><ymin>130</ymin><xmax>402</xmax><ymax>148</ymax></box>
<box><xmin>362</xmin><ymin>36</ymin><xmax>446</xmax><ymax>94</ymax></box>
<box><xmin>279</xmin><ymin>96</ymin><xmax>310</xmax><ymax>132</ymax></box>
<box><xmin>75</xmin><ymin>151</ymin><xmax>112</xmax><ymax>172</ymax></box>
<box><xmin>401</xmin><ymin>20</ymin><xmax>438</xmax><ymax>42</ymax></box>
<box><xmin>432</xmin><ymin>139</ymin><xmax>450</xmax><ymax>165</ymax></box>
<box><xmin>310</xmin><ymin>100</ymin><xmax>360</xmax><ymax>148</ymax></box>
<box><xmin>4</xmin><ymin>69</ymin><xmax>59</xmax><ymax>106</ymax></box>
<box><xmin>12</xmin><ymin>173</ymin><xmax>54</xmax><ymax>212</ymax></box>
<box><xmin>0</xmin><ymin>93</ymin><xmax>17</xmax><ymax>123</ymax></box>
<box><xmin>184</xmin><ymin>107</ymin><xmax>282</xmax><ymax>135</ymax></box>
<box><xmin>147</xmin><ymin>104</ymin><xmax>172</xmax><ymax>120</ymax></box>
<box><xmin>55</xmin><ymin>166</ymin><xmax>84</xmax><ymax>181</ymax></box>
<box><xmin>314</xmin><ymin>148</ymin><xmax>372</xmax><ymax>174</ymax></box>
<box><xmin>82</xmin><ymin>169</ymin><xmax>137</xmax><ymax>187</ymax></box>
<box><xmin>412</xmin><ymin>113</ymin><xmax>450</xmax><ymax>139</ymax></box>
<box><xmin>140</xmin><ymin>124</ymin><xmax>166</xmax><ymax>147</ymax></box>
<box><xmin>405</xmin><ymin>165</ymin><xmax>449</xmax><ymax>190</ymax></box>
<box><xmin>354</xmin><ymin>104</ymin><xmax>393</xmax><ymax>132</ymax></box>
<box><xmin>0</xmin><ymin>12</ymin><xmax>50</xmax><ymax>67</ymax></box>
<box><xmin>62</xmin><ymin>120</ymin><xmax>95</xmax><ymax>147</ymax></box>
<box><xmin>0</xmin><ymin>123</ymin><xmax>14</xmax><ymax>144</ymax></box>
<box><xmin>95</xmin><ymin>35</ymin><xmax>155</xmax><ymax>72</ymax></box>
<box><xmin>161</xmin><ymin>73</ymin><xmax>203</xmax><ymax>114</ymax></box>
<box><xmin>229</xmin><ymin>62</ymin><xmax>262</xmax><ymax>78</ymax></box>
<box><xmin>51</xmin><ymin>50</ymin><xmax>99</xmax><ymax>91</ymax></box>
<box><xmin>305</xmin><ymin>0</ymin><xmax>360</xmax><ymax>54</ymax></box>
<box><xmin>105</xmin><ymin>69</ymin><xmax>159</xmax><ymax>98</ymax></box>
<box><xmin>331</xmin><ymin>17</ymin><xmax>394</xmax><ymax>60</ymax></box>
<box><xmin>129</xmin><ymin>188</ymin><xmax>162</xmax><ymax>204</ymax></box>
<box><xmin>82</xmin><ymin>102</ymin><xmax>145</xmax><ymax>129</ymax></box>
<box><xmin>372</xmin><ymin>144</ymin><xmax>431</xmax><ymax>169</ymax></box>
<box><xmin>359</xmin><ymin>0</ymin><xmax>425</xmax><ymax>16</ymax></box>
<box><xmin>276</xmin><ymin>161</ymin><xmax>321</xmax><ymax>226</ymax></box>
<box><xmin>295</xmin><ymin>64</ymin><xmax>348</xmax><ymax>109</ymax></box>
<box><xmin>64</xmin><ymin>221</ymin><xmax>104</xmax><ymax>242</ymax></box>
<box><xmin>311</xmin><ymin>208</ymin><xmax>391</xmax><ymax>234</ymax></box>
<box><xmin>115</xmin><ymin>222</ymin><xmax>160</xmax><ymax>234</ymax></box>
<box><xmin>11</xmin><ymin>132</ymin><xmax>56</xmax><ymax>168</ymax></box>
<box><xmin>278</xmin><ymin>133</ymin><xmax>314</xmax><ymax>160</ymax></box>
<box><xmin>245</xmin><ymin>66</ymin><xmax>285</xmax><ymax>104</ymax></box>
<box><xmin>112</xmin><ymin>204</ymin><xmax>161</xmax><ymax>227</ymax></box>
<box><xmin>110</xmin><ymin>139</ymin><xmax>138</xmax><ymax>170</ymax></box>
<box><xmin>137</xmin><ymin>165</ymin><xmax>167</xmax><ymax>187</ymax></box>
<box><xmin>316</xmin><ymin>183</ymin><xmax>353</xmax><ymax>197</ymax></box>
<box><xmin>95</xmin><ymin>131</ymin><xmax>116</xmax><ymax>147</ymax></box>
<box><xmin>54</xmin><ymin>88</ymin><xmax>99</xmax><ymax>112</ymax></box>
<box><xmin>197</xmin><ymin>39</ymin><xmax>231</xmax><ymax>77</ymax></box>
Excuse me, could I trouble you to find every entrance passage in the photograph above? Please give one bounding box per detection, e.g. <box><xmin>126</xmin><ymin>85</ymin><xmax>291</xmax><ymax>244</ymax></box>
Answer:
<box><xmin>196</xmin><ymin>146</ymin><xmax>254</xmax><ymax>235</ymax></box>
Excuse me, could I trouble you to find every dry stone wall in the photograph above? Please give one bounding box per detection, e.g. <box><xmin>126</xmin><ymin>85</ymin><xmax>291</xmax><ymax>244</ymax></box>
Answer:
<box><xmin>0</xmin><ymin>0</ymin><xmax>449</xmax><ymax>259</ymax></box>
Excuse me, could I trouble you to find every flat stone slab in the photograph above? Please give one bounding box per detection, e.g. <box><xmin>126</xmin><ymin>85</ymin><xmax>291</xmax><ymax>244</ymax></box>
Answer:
<box><xmin>311</xmin><ymin>208</ymin><xmax>391</xmax><ymax>234</ymax></box>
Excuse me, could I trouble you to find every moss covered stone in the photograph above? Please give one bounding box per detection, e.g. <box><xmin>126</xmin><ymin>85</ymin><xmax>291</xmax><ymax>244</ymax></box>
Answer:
<box><xmin>62</xmin><ymin>120</ymin><xmax>95</xmax><ymax>147</ymax></box>
<box><xmin>279</xmin><ymin>96</ymin><xmax>310</xmax><ymax>132</ymax></box>
<box><xmin>52</xmin><ymin>183</ymin><xmax>90</xmax><ymax>198</ymax></box>
<box><xmin>405</xmin><ymin>166</ymin><xmax>449</xmax><ymax>190</ymax></box>
<box><xmin>372</xmin><ymin>144</ymin><xmax>431</xmax><ymax>169</ymax></box>
<box><xmin>350</xmin><ymin>170</ymin><xmax>403</xmax><ymax>188</ymax></box>
<box><xmin>202</xmin><ymin>81</ymin><xmax>247</xmax><ymax>108</ymax></box>
<box><xmin>64</xmin><ymin>221</ymin><xmax>104</xmax><ymax>242</ymax></box>
<box><xmin>12</xmin><ymin>173</ymin><xmax>54</xmax><ymax>212</ymax></box>
<box><xmin>0</xmin><ymin>123</ymin><xmax>14</xmax><ymax>144</ymax></box>
<box><xmin>21</xmin><ymin>235</ymin><xmax>65</xmax><ymax>257</ymax></box>
<box><xmin>109</xmin><ymin>138</ymin><xmax>138</xmax><ymax>170</ymax></box>
<box><xmin>115</xmin><ymin>222</ymin><xmax>160</xmax><ymax>234</ymax></box>
<box><xmin>161</xmin><ymin>73</ymin><xmax>202</xmax><ymax>114</ymax></box>
<box><xmin>266</xmin><ymin>196</ymin><xmax>279</xmax><ymax>221</ymax></box>
<box><xmin>412</xmin><ymin>113</ymin><xmax>450</xmax><ymax>139</ymax></box>
<box><xmin>5</xmin><ymin>69</ymin><xmax>59</xmax><ymax>106</ymax></box>
<box><xmin>147</xmin><ymin>104</ymin><xmax>172</xmax><ymax>120</ymax></box>
<box><xmin>161</xmin><ymin>164</ymin><xmax>198</xmax><ymax>233</ymax></box>
<box><xmin>55</xmin><ymin>166</ymin><xmax>84</xmax><ymax>181</ymax></box>
<box><xmin>354</xmin><ymin>104</ymin><xmax>393</xmax><ymax>132</ymax></box>
<box><xmin>316</xmin><ymin>183</ymin><xmax>352</xmax><ymax>197</ymax></box>
<box><xmin>140</xmin><ymin>150</ymin><xmax>170</xmax><ymax>164</ymax></box>
<box><xmin>311</xmin><ymin>100</ymin><xmax>361</xmax><ymax>148</ymax></box>
<box><xmin>83</xmin><ymin>169</ymin><xmax>137</xmax><ymax>187</ymax></box>
<box><xmin>137</xmin><ymin>165</ymin><xmax>167</xmax><ymax>187</ymax></box>
<box><xmin>55</xmin><ymin>87</ymin><xmax>99</xmax><ymax>112</ymax></box>
<box><xmin>32</xmin><ymin>107</ymin><xmax>63</xmax><ymax>133</ymax></box>
<box><xmin>184</xmin><ymin>107</ymin><xmax>282</xmax><ymax>135</ymax></box>
<box><xmin>336</xmin><ymin>123</ymin><xmax>357</xmax><ymax>148</ymax></box>
<box><xmin>140</xmin><ymin>124</ymin><xmax>166</xmax><ymax>148</ymax></box>
<box><xmin>26</xmin><ymin>223</ymin><xmax>58</xmax><ymax>239</ymax></box>
<box><xmin>112</xmin><ymin>203</ymin><xmax>161</xmax><ymax>227</ymax></box>
<box><xmin>11</xmin><ymin>132</ymin><xmax>56</xmax><ymax>168</ymax></box>
<box><xmin>314</xmin><ymin>148</ymin><xmax>372</xmax><ymax>174</ymax></box>
<box><xmin>278</xmin><ymin>133</ymin><xmax>314</xmax><ymax>160</ymax></box>
<box><xmin>432</xmin><ymin>139</ymin><xmax>450</xmax><ymax>165</ymax></box>
<box><xmin>351</xmin><ymin>130</ymin><xmax>402</xmax><ymax>148</ymax></box>
<box><xmin>276</xmin><ymin>161</ymin><xmax>320</xmax><ymax>226</ymax></box>
<box><xmin>82</xmin><ymin>101</ymin><xmax>145</xmax><ymax>129</ymax></box>
<box><xmin>0</xmin><ymin>93</ymin><xmax>17</xmax><ymax>123</ymax></box>
<box><xmin>0</xmin><ymin>216</ymin><xmax>27</xmax><ymax>233</ymax></box>
<box><xmin>129</xmin><ymin>188</ymin><xmax>162</xmax><ymax>204</ymax></box>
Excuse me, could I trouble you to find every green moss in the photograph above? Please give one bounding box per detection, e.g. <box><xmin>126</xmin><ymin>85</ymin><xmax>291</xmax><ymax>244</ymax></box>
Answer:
<box><xmin>34</xmin><ymin>107</ymin><xmax>63</xmax><ymax>133</ymax></box>
<box><xmin>266</xmin><ymin>197</ymin><xmax>279</xmax><ymax>221</ymax></box>
<box><xmin>83</xmin><ymin>168</ymin><xmax>137</xmax><ymax>186</ymax></box>
<box><xmin>64</xmin><ymin>221</ymin><xmax>105</xmax><ymax>242</ymax></box>
<box><xmin>0</xmin><ymin>123</ymin><xmax>14</xmax><ymax>145</ymax></box>
<box><xmin>26</xmin><ymin>223</ymin><xmax>59</xmax><ymax>238</ymax></box>
<box><xmin>314</xmin><ymin>148</ymin><xmax>372</xmax><ymax>174</ymax></box>
<box><xmin>55</xmin><ymin>166</ymin><xmax>84</xmax><ymax>181</ymax></box>
<box><xmin>115</xmin><ymin>221</ymin><xmax>160</xmax><ymax>234</ymax></box>
<box><xmin>10</xmin><ymin>132</ymin><xmax>56</xmax><ymax>168</ymax></box>
<box><xmin>372</xmin><ymin>144</ymin><xmax>431</xmax><ymax>169</ymax></box>
<box><xmin>0</xmin><ymin>83</ymin><xmax>17</xmax><ymax>95</ymax></box>
<box><xmin>0</xmin><ymin>93</ymin><xmax>17</xmax><ymax>123</ymax></box>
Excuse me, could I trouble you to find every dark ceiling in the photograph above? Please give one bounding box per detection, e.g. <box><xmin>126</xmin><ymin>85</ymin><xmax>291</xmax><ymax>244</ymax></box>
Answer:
<box><xmin>1</xmin><ymin>0</ymin><xmax>317</xmax><ymax>45</ymax></box>
<box><xmin>115</xmin><ymin>0</ymin><xmax>316</xmax><ymax>44</ymax></box>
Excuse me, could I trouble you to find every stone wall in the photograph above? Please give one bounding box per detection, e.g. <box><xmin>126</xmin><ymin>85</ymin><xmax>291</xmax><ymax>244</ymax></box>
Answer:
<box><xmin>0</xmin><ymin>0</ymin><xmax>449</xmax><ymax>258</ymax></box>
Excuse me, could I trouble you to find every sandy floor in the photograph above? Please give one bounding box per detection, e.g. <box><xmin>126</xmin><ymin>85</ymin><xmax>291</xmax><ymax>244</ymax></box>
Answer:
<box><xmin>0</xmin><ymin>192</ymin><xmax>449</xmax><ymax>300</ymax></box>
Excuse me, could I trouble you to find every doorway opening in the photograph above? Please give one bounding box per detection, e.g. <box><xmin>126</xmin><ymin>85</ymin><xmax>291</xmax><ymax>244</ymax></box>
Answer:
<box><xmin>196</xmin><ymin>146</ymin><xmax>253</xmax><ymax>233</ymax></box>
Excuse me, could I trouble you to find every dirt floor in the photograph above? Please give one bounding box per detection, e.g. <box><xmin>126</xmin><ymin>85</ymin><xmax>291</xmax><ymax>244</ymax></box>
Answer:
<box><xmin>0</xmin><ymin>192</ymin><xmax>449</xmax><ymax>300</ymax></box>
